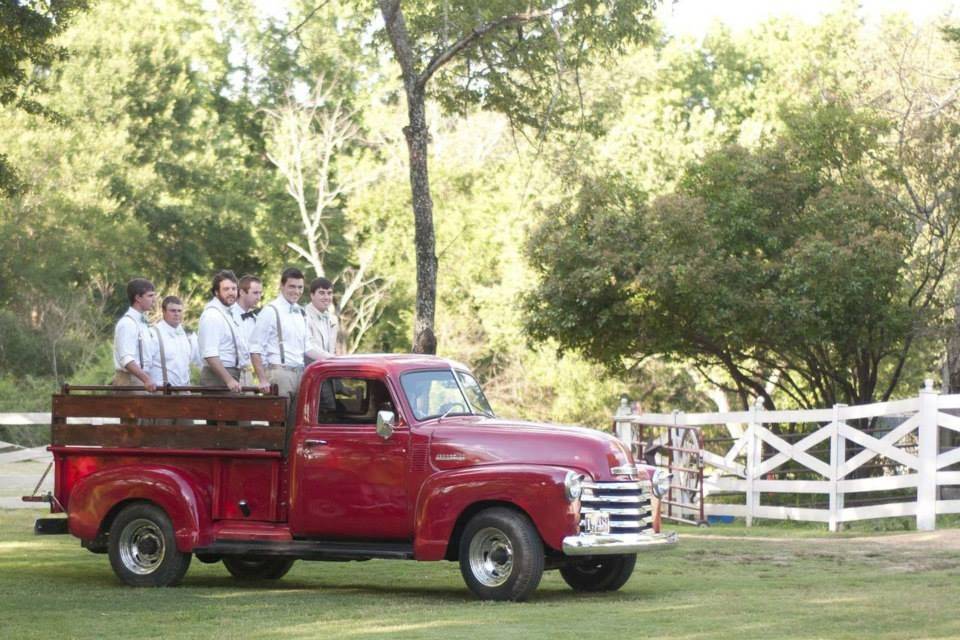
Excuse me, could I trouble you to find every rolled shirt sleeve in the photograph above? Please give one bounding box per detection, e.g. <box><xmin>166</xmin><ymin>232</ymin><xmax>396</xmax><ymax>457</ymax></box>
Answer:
<box><xmin>113</xmin><ymin>313</ymin><xmax>141</xmax><ymax>370</ymax></box>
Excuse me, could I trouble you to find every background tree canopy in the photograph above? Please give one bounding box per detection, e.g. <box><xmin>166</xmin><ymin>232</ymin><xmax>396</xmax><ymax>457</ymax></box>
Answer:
<box><xmin>1</xmin><ymin>0</ymin><xmax>958</xmax><ymax>422</ymax></box>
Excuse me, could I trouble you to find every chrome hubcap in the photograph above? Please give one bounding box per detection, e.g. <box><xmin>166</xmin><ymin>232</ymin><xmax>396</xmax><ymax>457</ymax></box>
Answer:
<box><xmin>118</xmin><ymin>518</ymin><xmax>166</xmax><ymax>575</ymax></box>
<box><xmin>469</xmin><ymin>527</ymin><xmax>514</xmax><ymax>587</ymax></box>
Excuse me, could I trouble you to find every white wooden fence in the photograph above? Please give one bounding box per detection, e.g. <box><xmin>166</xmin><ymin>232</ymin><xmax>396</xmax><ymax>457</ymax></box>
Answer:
<box><xmin>0</xmin><ymin>413</ymin><xmax>54</xmax><ymax>464</ymax></box>
<box><xmin>616</xmin><ymin>380</ymin><xmax>960</xmax><ymax>531</ymax></box>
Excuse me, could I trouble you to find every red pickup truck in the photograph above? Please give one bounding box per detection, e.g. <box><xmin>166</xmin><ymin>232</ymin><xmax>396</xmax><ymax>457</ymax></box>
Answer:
<box><xmin>28</xmin><ymin>354</ymin><xmax>676</xmax><ymax>601</ymax></box>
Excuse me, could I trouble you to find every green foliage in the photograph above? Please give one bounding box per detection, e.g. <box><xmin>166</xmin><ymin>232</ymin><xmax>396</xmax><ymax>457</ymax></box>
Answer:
<box><xmin>0</xmin><ymin>0</ymin><xmax>89</xmax><ymax>195</ymax></box>
<box><xmin>525</xmin><ymin>102</ymin><xmax>940</xmax><ymax>409</ymax></box>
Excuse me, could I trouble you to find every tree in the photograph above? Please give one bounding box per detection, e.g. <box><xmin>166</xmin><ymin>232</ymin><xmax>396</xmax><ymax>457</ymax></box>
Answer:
<box><xmin>372</xmin><ymin>0</ymin><xmax>659</xmax><ymax>352</ymax></box>
<box><xmin>263</xmin><ymin>75</ymin><xmax>391</xmax><ymax>352</ymax></box>
<box><xmin>0</xmin><ymin>0</ymin><xmax>88</xmax><ymax>195</ymax></box>
<box><xmin>524</xmin><ymin>103</ymin><xmax>955</xmax><ymax>409</ymax></box>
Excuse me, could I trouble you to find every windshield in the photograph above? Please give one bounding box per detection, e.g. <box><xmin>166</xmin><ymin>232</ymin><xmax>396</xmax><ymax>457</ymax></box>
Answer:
<box><xmin>400</xmin><ymin>369</ymin><xmax>495</xmax><ymax>420</ymax></box>
<box><xmin>455</xmin><ymin>370</ymin><xmax>494</xmax><ymax>417</ymax></box>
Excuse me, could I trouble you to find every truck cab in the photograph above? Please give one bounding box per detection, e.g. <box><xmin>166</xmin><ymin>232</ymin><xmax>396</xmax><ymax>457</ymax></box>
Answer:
<box><xmin>32</xmin><ymin>354</ymin><xmax>676</xmax><ymax>601</ymax></box>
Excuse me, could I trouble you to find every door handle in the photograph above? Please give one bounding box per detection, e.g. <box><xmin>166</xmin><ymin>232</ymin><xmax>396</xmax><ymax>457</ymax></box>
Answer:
<box><xmin>303</xmin><ymin>439</ymin><xmax>328</xmax><ymax>447</ymax></box>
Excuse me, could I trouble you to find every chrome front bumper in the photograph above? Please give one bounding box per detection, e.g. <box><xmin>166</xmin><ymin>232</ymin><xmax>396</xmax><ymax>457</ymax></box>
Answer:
<box><xmin>562</xmin><ymin>530</ymin><xmax>679</xmax><ymax>556</ymax></box>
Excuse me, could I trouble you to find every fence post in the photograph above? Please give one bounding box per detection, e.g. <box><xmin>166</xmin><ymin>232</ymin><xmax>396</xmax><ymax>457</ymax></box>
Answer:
<box><xmin>829</xmin><ymin>403</ymin><xmax>847</xmax><ymax>533</ymax></box>
<box><xmin>917</xmin><ymin>379</ymin><xmax>938</xmax><ymax>531</ymax></box>
<box><xmin>746</xmin><ymin>398</ymin><xmax>762</xmax><ymax>527</ymax></box>
<box><xmin>614</xmin><ymin>395</ymin><xmax>632</xmax><ymax>451</ymax></box>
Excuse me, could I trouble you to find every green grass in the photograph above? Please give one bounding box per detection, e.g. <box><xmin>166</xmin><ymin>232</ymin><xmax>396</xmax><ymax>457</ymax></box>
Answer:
<box><xmin>2</xmin><ymin>510</ymin><xmax>959</xmax><ymax>640</ymax></box>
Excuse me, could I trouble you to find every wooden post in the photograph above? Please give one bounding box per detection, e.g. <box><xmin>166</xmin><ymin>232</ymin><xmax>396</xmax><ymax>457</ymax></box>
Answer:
<box><xmin>828</xmin><ymin>403</ymin><xmax>847</xmax><ymax>532</ymax></box>
<box><xmin>746</xmin><ymin>398</ymin><xmax>762</xmax><ymax>527</ymax></box>
<box><xmin>917</xmin><ymin>378</ymin><xmax>938</xmax><ymax>531</ymax></box>
<box><xmin>614</xmin><ymin>395</ymin><xmax>632</xmax><ymax>451</ymax></box>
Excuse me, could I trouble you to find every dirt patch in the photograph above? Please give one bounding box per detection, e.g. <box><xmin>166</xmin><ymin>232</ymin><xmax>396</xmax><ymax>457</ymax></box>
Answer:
<box><xmin>684</xmin><ymin>529</ymin><xmax>960</xmax><ymax>550</ymax></box>
<box><xmin>684</xmin><ymin>529</ymin><xmax>960</xmax><ymax>573</ymax></box>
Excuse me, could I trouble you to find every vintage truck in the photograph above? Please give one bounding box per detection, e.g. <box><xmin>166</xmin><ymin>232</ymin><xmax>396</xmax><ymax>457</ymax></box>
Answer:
<box><xmin>26</xmin><ymin>354</ymin><xmax>676</xmax><ymax>601</ymax></box>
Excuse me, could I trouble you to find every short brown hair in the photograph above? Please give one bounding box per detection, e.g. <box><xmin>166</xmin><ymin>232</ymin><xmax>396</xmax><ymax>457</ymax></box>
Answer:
<box><xmin>310</xmin><ymin>277</ymin><xmax>333</xmax><ymax>294</ymax></box>
<box><xmin>161</xmin><ymin>295</ymin><xmax>182</xmax><ymax>311</ymax></box>
<box><xmin>126</xmin><ymin>278</ymin><xmax>155</xmax><ymax>305</ymax></box>
<box><xmin>239</xmin><ymin>275</ymin><xmax>261</xmax><ymax>293</ymax></box>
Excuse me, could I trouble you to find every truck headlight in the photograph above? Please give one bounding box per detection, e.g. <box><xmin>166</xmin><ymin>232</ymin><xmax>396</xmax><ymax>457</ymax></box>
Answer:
<box><xmin>652</xmin><ymin>469</ymin><xmax>672</xmax><ymax>499</ymax></box>
<box><xmin>564</xmin><ymin>471</ymin><xmax>585</xmax><ymax>501</ymax></box>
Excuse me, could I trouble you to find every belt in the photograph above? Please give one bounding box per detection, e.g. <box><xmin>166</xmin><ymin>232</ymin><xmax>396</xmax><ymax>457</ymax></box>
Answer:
<box><xmin>268</xmin><ymin>364</ymin><xmax>303</xmax><ymax>372</ymax></box>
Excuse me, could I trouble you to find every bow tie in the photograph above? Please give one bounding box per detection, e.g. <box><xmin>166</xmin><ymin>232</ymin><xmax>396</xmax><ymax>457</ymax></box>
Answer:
<box><xmin>290</xmin><ymin>305</ymin><xmax>304</xmax><ymax>315</ymax></box>
<box><xmin>241</xmin><ymin>309</ymin><xmax>260</xmax><ymax>320</ymax></box>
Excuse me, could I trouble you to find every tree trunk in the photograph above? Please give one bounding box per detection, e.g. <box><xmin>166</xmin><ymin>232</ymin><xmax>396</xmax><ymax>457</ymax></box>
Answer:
<box><xmin>403</xmin><ymin>90</ymin><xmax>438</xmax><ymax>354</ymax></box>
<box><xmin>379</xmin><ymin>0</ymin><xmax>438</xmax><ymax>354</ymax></box>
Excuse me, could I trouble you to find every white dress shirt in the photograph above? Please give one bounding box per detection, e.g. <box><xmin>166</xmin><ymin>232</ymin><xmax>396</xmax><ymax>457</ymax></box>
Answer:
<box><xmin>250</xmin><ymin>296</ymin><xmax>318</xmax><ymax>367</ymax></box>
<box><xmin>234</xmin><ymin>304</ymin><xmax>260</xmax><ymax>360</ymax></box>
<box><xmin>113</xmin><ymin>307</ymin><xmax>157</xmax><ymax>371</ymax></box>
<box><xmin>305</xmin><ymin>303</ymin><xmax>339</xmax><ymax>356</ymax></box>
<box><xmin>198</xmin><ymin>298</ymin><xmax>247</xmax><ymax>368</ymax></box>
<box><xmin>148</xmin><ymin>320</ymin><xmax>200</xmax><ymax>386</ymax></box>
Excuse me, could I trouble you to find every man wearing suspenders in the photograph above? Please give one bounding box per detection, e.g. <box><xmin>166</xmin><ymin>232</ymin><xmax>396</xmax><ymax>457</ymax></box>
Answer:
<box><xmin>234</xmin><ymin>274</ymin><xmax>264</xmax><ymax>389</ymax></box>
<box><xmin>198</xmin><ymin>270</ymin><xmax>248</xmax><ymax>392</ymax></box>
<box><xmin>112</xmin><ymin>278</ymin><xmax>158</xmax><ymax>392</ymax></box>
<box><xmin>250</xmin><ymin>268</ymin><xmax>323</xmax><ymax>398</ymax></box>
<box><xmin>149</xmin><ymin>296</ymin><xmax>200</xmax><ymax>388</ymax></box>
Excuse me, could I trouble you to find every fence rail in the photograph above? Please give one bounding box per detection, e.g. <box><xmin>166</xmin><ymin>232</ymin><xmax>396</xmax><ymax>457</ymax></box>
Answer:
<box><xmin>616</xmin><ymin>380</ymin><xmax>960</xmax><ymax>531</ymax></box>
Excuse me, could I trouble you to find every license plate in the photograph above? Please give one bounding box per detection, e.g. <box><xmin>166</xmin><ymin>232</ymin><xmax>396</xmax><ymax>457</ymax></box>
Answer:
<box><xmin>584</xmin><ymin>511</ymin><xmax>610</xmax><ymax>534</ymax></box>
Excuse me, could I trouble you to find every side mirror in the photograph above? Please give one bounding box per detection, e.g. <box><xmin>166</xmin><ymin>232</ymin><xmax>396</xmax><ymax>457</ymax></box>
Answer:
<box><xmin>376</xmin><ymin>410</ymin><xmax>396</xmax><ymax>440</ymax></box>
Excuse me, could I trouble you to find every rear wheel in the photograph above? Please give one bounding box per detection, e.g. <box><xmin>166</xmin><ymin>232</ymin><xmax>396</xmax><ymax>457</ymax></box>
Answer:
<box><xmin>560</xmin><ymin>554</ymin><xmax>636</xmax><ymax>592</ymax></box>
<box><xmin>222</xmin><ymin>556</ymin><xmax>296</xmax><ymax>580</ymax></box>
<box><xmin>458</xmin><ymin>507</ymin><xmax>544</xmax><ymax>601</ymax></box>
<box><xmin>108</xmin><ymin>503</ymin><xmax>191</xmax><ymax>587</ymax></box>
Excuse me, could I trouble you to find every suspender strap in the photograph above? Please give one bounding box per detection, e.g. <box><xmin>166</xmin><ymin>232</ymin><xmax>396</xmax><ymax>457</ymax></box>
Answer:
<box><xmin>211</xmin><ymin>307</ymin><xmax>239</xmax><ymax>366</ymax></box>
<box><xmin>125</xmin><ymin>316</ymin><xmax>145</xmax><ymax>369</ymax></box>
<box><xmin>152</xmin><ymin>327</ymin><xmax>168</xmax><ymax>386</ymax></box>
<box><xmin>272</xmin><ymin>306</ymin><xmax>286</xmax><ymax>365</ymax></box>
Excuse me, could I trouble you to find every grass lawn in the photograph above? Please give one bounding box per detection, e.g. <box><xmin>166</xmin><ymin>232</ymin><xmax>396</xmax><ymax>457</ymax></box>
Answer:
<box><xmin>1</xmin><ymin>509</ymin><xmax>959</xmax><ymax>640</ymax></box>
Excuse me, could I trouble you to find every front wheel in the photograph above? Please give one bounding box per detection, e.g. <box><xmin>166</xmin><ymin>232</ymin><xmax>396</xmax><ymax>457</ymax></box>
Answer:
<box><xmin>560</xmin><ymin>554</ymin><xmax>636</xmax><ymax>592</ymax></box>
<box><xmin>108</xmin><ymin>502</ymin><xmax>191</xmax><ymax>587</ymax></box>
<box><xmin>458</xmin><ymin>507</ymin><xmax>544</xmax><ymax>601</ymax></box>
<box><xmin>222</xmin><ymin>556</ymin><xmax>295</xmax><ymax>580</ymax></box>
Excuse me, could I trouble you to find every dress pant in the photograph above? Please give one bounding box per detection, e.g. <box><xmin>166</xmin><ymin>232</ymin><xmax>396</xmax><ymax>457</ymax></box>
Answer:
<box><xmin>200</xmin><ymin>365</ymin><xmax>241</xmax><ymax>389</ymax></box>
<box><xmin>267</xmin><ymin>366</ymin><xmax>302</xmax><ymax>399</ymax></box>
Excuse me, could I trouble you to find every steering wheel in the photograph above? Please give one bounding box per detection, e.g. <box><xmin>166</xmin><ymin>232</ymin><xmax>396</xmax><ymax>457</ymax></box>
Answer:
<box><xmin>438</xmin><ymin>402</ymin><xmax>467</xmax><ymax>416</ymax></box>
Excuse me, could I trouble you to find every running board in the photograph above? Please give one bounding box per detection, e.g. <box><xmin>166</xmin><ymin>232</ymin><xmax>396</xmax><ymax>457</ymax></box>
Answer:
<box><xmin>195</xmin><ymin>538</ymin><xmax>415</xmax><ymax>561</ymax></box>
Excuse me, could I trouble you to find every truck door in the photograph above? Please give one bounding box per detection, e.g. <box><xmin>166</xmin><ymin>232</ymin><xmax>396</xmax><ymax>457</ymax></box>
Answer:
<box><xmin>289</xmin><ymin>374</ymin><xmax>411</xmax><ymax>540</ymax></box>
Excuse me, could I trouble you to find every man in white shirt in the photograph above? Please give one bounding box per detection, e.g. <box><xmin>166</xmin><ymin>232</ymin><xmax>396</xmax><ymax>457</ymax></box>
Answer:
<box><xmin>305</xmin><ymin>277</ymin><xmax>340</xmax><ymax>361</ymax></box>
<box><xmin>149</xmin><ymin>296</ymin><xmax>200</xmax><ymax>388</ymax></box>
<box><xmin>234</xmin><ymin>274</ymin><xmax>264</xmax><ymax>388</ymax></box>
<box><xmin>250</xmin><ymin>267</ymin><xmax>323</xmax><ymax>397</ymax></box>
<box><xmin>198</xmin><ymin>270</ymin><xmax>247</xmax><ymax>392</ymax></box>
<box><xmin>112</xmin><ymin>278</ymin><xmax>158</xmax><ymax>392</ymax></box>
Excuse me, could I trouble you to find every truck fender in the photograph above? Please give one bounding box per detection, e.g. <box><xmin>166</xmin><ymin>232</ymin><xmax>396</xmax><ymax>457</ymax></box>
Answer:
<box><xmin>67</xmin><ymin>465</ymin><xmax>212</xmax><ymax>552</ymax></box>
<box><xmin>413</xmin><ymin>464</ymin><xmax>582</xmax><ymax>560</ymax></box>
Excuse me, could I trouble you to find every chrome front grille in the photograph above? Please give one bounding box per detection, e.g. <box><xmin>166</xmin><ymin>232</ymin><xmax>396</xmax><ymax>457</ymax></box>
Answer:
<box><xmin>580</xmin><ymin>481</ymin><xmax>653</xmax><ymax>534</ymax></box>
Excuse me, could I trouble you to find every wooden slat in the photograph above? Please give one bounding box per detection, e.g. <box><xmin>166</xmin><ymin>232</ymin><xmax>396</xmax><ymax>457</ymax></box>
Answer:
<box><xmin>52</xmin><ymin>423</ymin><xmax>285</xmax><ymax>451</ymax></box>
<box><xmin>53</xmin><ymin>395</ymin><xmax>286</xmax><ymax>423</ymax></box>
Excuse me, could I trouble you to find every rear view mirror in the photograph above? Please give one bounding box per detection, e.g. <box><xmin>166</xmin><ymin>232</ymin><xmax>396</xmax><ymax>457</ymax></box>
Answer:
<box><xmin>376</xmin><ymin>410</ymin><xmax>396</xmax><ymax>440</ymax></box>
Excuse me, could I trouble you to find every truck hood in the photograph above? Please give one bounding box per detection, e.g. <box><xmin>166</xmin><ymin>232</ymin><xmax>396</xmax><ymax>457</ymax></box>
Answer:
<box><xmin>424</xmin><ymin>417</ymin><xmax>634</xmax><ymax>481</ymax></box>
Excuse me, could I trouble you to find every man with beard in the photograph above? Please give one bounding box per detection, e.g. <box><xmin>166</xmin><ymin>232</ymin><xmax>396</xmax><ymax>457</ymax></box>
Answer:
<box><xmin>198</xmin><ymin>270</ymin><xmax>246</xmax><ymax>392</ymax></box>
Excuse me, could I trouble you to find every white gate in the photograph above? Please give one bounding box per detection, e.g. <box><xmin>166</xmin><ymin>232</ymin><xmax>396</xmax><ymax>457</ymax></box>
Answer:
<box><xmin>616</xmin><ymin>380</ymin><xmax>960</xmax><ymax>531</ymax></box>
